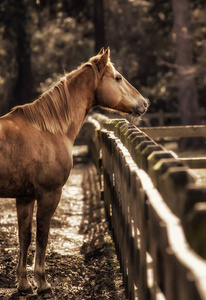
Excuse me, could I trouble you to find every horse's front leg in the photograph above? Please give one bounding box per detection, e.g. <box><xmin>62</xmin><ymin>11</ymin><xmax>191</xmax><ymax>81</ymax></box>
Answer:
<box><xmin>34</xmin><ymin>189</ymin><xmax>61</xmax><ymax>294</ymax></box>
<box><xmin>16</xmin><ymin>198</ymin><xmax>35</xmax><ymax>294</ymax></box>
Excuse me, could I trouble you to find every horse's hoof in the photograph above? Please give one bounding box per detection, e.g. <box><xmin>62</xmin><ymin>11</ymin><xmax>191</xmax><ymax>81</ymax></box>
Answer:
<box><xmin>18</xmin><ymin>286</ymin><xmax>33</xmax><ymax>295</ymax></box>
<box><xmin>37</xmin><ymin>287</ymin><xmax>53</xmax><ymax>296</ymax></box>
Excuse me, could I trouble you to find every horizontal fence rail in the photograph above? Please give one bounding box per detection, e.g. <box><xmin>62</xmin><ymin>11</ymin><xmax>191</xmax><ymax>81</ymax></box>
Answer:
<box><xmin>141</xmin><ymin>110</ymin><xmax>206</xmax><ymax>126</ymax></box>
<box><xmin>139</xmin><ymin>125</ymin><xmax>206</xmax><ymax>139</ymax></box>
<box><xmin>86</xmin><ymin>114</ymin><xmax>206</xmax><ymax>300</ymax></box>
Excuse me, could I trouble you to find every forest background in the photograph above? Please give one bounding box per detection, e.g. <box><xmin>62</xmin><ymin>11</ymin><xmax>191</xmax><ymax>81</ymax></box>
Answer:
<box><xmin>0</xmin><ymin>0</ymin><xmax>206</xmax><ymax>126</ymax></box>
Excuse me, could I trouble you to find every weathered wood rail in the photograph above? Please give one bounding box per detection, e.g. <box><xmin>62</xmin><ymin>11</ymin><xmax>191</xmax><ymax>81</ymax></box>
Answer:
<box><xmin>85</xmin><ymin>114</ymin><xmax>206</xmax><ymax>300</ymax></box>
<box><xmin>142</xmin><ymin>109</ymin><xmax>206</xmax><ymax>126</ymax></box>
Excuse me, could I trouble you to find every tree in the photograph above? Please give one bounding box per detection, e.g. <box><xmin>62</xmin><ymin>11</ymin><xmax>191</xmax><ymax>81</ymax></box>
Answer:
<box><xmin>1</xmin><ymin>0</ymin><xmax>33</xmax><ymax>112</ymax></box>
<box><xmin>94</xmin><ymin>0</ymin><xmax>105</xmax><ymax>53</ymax></box>
<box><xmin>172</xmin><ymin>0</ymin><xmax>199</xmax><ymax>126</ymax></box>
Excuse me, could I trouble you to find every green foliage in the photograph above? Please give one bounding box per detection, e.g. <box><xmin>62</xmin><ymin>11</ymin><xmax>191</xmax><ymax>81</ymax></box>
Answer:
<box><xmin>31</xmin><ymin>1</ymin><xmax>94</xmax><ymax>95</ymax></box>
<box><xmin>31</xmin><ymin>13</ymin><xmax>94</xmax><ymax>94</ymax></box>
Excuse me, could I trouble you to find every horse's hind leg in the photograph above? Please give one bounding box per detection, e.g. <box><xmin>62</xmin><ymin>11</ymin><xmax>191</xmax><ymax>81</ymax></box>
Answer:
<box><xmin>16</xmin><ymin>198</ymin><xmax>35</xmax><ymax>294</ymax></box>
<box><xmin>34</xmin><ymin>189</ymin><xmax>61</xmax><ymax>294</ymax></box>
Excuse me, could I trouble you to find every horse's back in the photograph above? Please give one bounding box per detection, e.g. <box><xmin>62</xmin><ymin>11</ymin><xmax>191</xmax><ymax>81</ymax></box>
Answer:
<box><xmin>0</xmin><ymin>113</ymin><xmax>73</xmax><ymax>198</ymax></box>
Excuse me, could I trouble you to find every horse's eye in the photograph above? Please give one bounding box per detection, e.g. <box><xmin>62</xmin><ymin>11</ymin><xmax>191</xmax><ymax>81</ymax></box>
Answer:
<box><xmin>115</xmin><ymin>75</ymin><xmax>122</xmax><ymax>82</ymax></box>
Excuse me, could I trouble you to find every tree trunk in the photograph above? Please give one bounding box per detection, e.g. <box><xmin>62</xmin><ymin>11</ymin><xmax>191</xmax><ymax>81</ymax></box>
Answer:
<box><xmin>172</xmin><ymin>0</ymin><xmax>199</xmax><ymax>126</ymax></box>
<box><xmin>4</xmin><ymin>0</ymin><xmax>33</xmax><ymax>112</ymax></box>
<box><xmin>94</xmin><ymin>0</ymin><xmax>105</xmax><ymax>53</ymax></box>
<box><xmin>13</xmin><ymin>0</ymin><xmax>33</xmax><ymax>107</ymax></box>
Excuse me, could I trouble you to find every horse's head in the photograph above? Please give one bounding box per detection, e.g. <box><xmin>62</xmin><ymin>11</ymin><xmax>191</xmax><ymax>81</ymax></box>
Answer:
<box><xmin>90</xmin><ymin>48</ymin><xmax>149</xmax><ymax>116</ymax></box>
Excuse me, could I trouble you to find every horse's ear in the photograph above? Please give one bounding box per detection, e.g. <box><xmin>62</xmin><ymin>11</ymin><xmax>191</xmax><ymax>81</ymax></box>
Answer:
<box><xmin>104</xmin><ymin>47</ymin><xmax>110</xmax><ymax>58</ymax></box>
<box><xmin>96</xmin><ymin>47</ymin><xmax>110</xmax><ymax>73</ymax></box>
<box><xmin>97</xmin><ymin>47</ymin><xmax>104</xmax><ymax>55</ymax></box>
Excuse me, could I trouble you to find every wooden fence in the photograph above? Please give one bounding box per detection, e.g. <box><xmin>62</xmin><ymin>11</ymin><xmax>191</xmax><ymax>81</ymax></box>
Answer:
<box><xmin>86</xmin><ymin>114</ymin><xmax>206</xmax><ymax>300</ymax></box>
<box><xmin>141</xmin><ymin>109</ymin><xmax>206</xmax><ymax>126</ymax></box>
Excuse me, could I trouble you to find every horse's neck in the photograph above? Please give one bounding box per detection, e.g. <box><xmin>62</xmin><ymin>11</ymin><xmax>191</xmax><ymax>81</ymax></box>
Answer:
<box><xmin>66</xmin><ymin>67</ymin><xmax>95</xmax><ymax>142</ymax></box>
<box><xmin>8</xmin><ymin>66</ymin><xmax>96</xmax><ymax>142</ymax></box>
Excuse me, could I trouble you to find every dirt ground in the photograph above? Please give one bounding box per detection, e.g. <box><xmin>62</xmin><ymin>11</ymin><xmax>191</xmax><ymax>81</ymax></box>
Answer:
<box><xmin>0</xmin><ymin>146</ymin><xmax>126</xmax><ymax>300</ymax></box>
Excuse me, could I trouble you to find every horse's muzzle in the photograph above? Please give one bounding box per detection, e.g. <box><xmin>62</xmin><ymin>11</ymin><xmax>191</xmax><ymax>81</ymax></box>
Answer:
<box><xmin>133</xmin><ymin>98</ymin><xmax>149</xmax><ymax>116</ymax></box>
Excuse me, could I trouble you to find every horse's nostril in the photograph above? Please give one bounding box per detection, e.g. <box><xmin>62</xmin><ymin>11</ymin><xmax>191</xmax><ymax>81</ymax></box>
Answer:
<box><xmin>143</xmin><ymin>98</ymin><xmax>148</xmax><ymax>108</ymax></box>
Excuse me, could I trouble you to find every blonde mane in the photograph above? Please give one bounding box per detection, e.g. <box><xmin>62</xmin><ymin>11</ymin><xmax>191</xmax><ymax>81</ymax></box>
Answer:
<box><xmin>12</xmin><ymin>78</ymin><xmax>71</xmax><ymax>134</ymax></box>
<box><xmin>11</xmin><ymin>60</ymin><xmax>100</xmax><ymax>134</ymax></box>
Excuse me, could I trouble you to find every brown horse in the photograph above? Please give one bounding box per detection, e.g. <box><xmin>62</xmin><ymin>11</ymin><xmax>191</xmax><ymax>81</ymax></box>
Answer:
<box><xmin>0</xmin><ymin>48</ymin><xmax>148</xmax><ymax>295</ymax></box>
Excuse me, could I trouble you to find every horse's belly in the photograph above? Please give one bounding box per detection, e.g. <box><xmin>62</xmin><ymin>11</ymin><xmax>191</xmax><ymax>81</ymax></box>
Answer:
<box><xmin>0</xmin><ymin>176</ymin><xmax>35</xmax><ymax>198</ymax></box>
<box><xmin>0</xmin><ymin>155</ymin><xmax>72</xmax><ymax>199</ymax></box>
<box><xmin>0</xmin><ymin>160</ymin><xmax>71</xmax><ymax>198</ymax></box>
<box><xmin>0</xmin><ymin>149</ymin><xmax>35</xmax><ymax>198</ymax></box>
